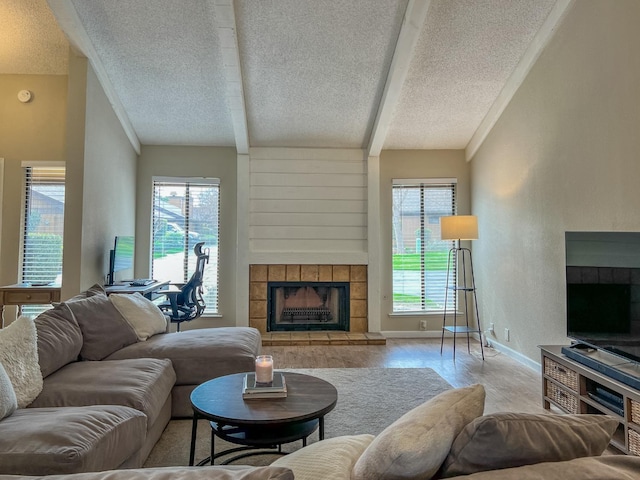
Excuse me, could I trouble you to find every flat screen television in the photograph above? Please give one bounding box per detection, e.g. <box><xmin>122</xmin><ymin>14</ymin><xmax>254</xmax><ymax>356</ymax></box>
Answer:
<box><xmin>566</xmin><ymin>283</ymin><xmax>640</xmax><ymax>362</ymax></box>
<box><xmin>565</xmin><ymin>232</ymin><xmax>640</xmax><ymax>365</ymax></box>
<box><xmin>107</xmin><ymin>236</ymin><xmax>134</xmax><ymax>285</ymax></box>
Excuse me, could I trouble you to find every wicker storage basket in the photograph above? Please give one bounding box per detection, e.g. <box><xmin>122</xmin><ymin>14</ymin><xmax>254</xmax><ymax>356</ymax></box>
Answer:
<box><xmin>629</xmin><ymin>429</ymin><xmax>640</xmax><ymax>456</ymax></box>
<box><xmin>631</xmin><ymin>399</ymin><xmax>640</xmax><ymax>426</ymax></box>
<box><xmin>547</xmin><ymin>382</ymin><xmax>579</xmax><ymax>413</ymax></box>
<box><xmin>544</xmin><ymin>357</ymin><xmax>579</xmax><ymax>391</ymax></box>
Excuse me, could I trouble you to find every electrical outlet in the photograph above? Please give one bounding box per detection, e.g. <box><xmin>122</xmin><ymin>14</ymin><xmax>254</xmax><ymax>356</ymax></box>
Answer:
<box><xmin>489</xmin><ymin>323</ymin><xmax>495</xmax><ymax>334</ymax></box>
<box><xmin>504</xmin><ymin>328</ymin><xmax>510</xmax><ymax>342</ymax></box>
<box><xmin>419</xmin><ymin>320</ymin><xmax>427</xmax><ymax>331</ymax></box>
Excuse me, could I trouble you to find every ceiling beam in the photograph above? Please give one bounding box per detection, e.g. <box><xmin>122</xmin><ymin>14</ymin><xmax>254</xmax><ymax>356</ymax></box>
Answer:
<box><xmin>367</xmin><ymin>0</ymin><xmax>431</xmax><ymax>157</ymax></box>
<box><xmin>465</xmin><ymin>0</ymin><xmax>575</xmax><ymax>161</ymax></box>
<box><xmin>47</xmin><ymin>0</ymin><xmax>141</xmax><ymax>155</ymax></box>
<box><xmin>210</xmin><ymin>0</ymin><xmax>250</xmax><ymax>155</ymax></box>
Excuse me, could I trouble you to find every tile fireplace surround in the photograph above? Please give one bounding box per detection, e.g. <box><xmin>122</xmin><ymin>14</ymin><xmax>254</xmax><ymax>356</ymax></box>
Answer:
<box><xmin>249</xmin><ymin>264</ymin><xmax>368</xmax><ymax>335</ymax></box>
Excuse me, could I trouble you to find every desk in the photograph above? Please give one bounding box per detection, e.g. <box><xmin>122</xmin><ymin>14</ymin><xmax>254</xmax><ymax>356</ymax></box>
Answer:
<box><xmin>104</xmin><ymin>280</ymin><xmax>170</xmax><ymax>300</ymax></box>
<box><xmin>0</xmin><ymin>284</ymin><xmax>61</xmax><ymax>328</ymax></box>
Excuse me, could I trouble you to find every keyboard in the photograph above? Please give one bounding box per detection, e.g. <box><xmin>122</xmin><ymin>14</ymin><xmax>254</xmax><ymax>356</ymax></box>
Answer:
<box><xmin>130</xmin><ymin>279</ymin><xmax>154</xmax><ymax>287</ymax></box>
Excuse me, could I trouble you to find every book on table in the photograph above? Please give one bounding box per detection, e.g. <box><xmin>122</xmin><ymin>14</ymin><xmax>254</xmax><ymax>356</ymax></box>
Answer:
<box><xmin>242</xmin><ymin>372</ymin><xmax>287</xmax><ymax>399</ymax></box>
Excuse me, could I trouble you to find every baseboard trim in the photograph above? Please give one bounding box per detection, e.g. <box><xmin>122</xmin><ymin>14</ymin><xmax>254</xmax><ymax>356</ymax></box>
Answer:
<box><xmin>485</xmin><ymin>339</ymin><xmax>540</xmax><ymax>371</ymax></box>
<box><xmin>382</xmin><ymin>331</ymin><xmax>442</xmax><ymax>338</ymax></box>
<box><xmin>383</xmin><ymin>331</ymin><xmax>541</xmax><ymax>371</ymax></box>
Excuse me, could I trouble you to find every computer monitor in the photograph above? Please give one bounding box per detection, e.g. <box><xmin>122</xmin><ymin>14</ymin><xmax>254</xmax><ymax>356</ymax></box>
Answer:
<box><xmin>107</xmin><ymin>235</ymin><xmax>134</xmax><ymax>285</ymax></box>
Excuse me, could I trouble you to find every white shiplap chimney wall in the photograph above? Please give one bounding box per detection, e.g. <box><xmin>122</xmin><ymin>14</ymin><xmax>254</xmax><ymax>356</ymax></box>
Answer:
<box><xmin>249</xmin><ymin>148</ymin><xmax>368</xmax><ymax>265</ymax></box>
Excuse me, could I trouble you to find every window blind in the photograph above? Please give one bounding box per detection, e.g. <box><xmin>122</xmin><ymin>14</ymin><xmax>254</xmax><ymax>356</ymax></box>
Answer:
<box><xmin>392</xmin><ymin>179</ymin><xmax>456</xmax><ymax>312</ymax></box>
<box><xmin>21</xmin><ymin>166</ymin><xmax>65</xmax><ymax>286</ymax></box>
<box><xmin>152</xmin><ymin>177</ymin><xmax>220</xmax><ymax>314</ymax></box>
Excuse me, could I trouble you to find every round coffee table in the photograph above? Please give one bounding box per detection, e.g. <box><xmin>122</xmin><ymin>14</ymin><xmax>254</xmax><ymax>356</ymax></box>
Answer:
<box><xmin>189</xmin><ymin>372</ymin><xmax>337</xmax><ymax>465</ymax></box>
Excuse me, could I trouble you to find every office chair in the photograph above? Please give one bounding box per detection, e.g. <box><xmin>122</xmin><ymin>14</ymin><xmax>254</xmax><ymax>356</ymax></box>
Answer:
<box><xmin>158</xmin><ymin>242</ymin><xmax>209</xmax><ymax>332</ymax></box>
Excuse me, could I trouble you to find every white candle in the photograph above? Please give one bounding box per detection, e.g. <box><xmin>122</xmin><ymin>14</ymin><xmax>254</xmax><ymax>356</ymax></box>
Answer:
<box><xmin>255</xmin><ymin>355</ymin><xmax>274</xmax><ymax>384</ymax></box>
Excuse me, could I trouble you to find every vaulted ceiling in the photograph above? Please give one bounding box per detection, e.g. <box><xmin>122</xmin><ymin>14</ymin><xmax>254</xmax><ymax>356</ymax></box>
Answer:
<box><xmin>1</xmin><ymin>0</ymin><xmax>572</xmax><ymax>157</ymax></box>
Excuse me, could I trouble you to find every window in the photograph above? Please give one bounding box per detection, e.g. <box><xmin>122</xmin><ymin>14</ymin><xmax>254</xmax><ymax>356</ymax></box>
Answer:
<box><xmin>21</xmin><ymin>164</ymin><xmax>65</xmax><ymax>316</ymax></box>
<box><xmin>392</xmin><ymin>179</ymin><xmax>456</xmax><ymax>313</ymax></box>
<box><xmin>152</xmin><ymin>177</ymin><xmax>220</xmax><ymax>314</ymax></box>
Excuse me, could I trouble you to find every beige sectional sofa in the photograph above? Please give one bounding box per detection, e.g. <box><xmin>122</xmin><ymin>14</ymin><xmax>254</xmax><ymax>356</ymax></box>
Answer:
<box><xmin>0</xmin><ymin>285</ymin><xmax>262</xmax><ymax>476</ymax></box>
<box><xmin>2</xmin><ymin>383</ymin><xmax>640</xmax><ymax>479</ymax></box>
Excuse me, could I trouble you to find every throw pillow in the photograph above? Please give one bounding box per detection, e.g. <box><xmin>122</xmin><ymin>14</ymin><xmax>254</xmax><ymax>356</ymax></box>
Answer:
<box><xmin>64</xmin><ymin>294</ymin><xmax>137</xmax><ymax>361</ymax></box>
<box><xmin>440</xmin><ymin>412</ymin><xmax>619</xmax><ymax>477</ymax></box>
<box><xmin>109</xmin><ymin>293</ymin><xmax>168</xmax><ymax>341</ymax></box>
<box><xmin>57</xmin><ymin>283</ymin><xmax>106</xmax><ymax>305</ymax></box>
<box><xmin>35</xmin><ymin>303</ymin><xmax>83</xmax><ymax>378</ymax></box>
<box><xmin>0</xmin><ymin>316</ymin><xmax>43</xmax><ymax>407</ymax></box>
<box><xmin>272</xmin><ymin>434</ymin><xmax>374</xmax><ymax>480</ymax></box>
<box><xmin>351</xmin><ymin>384</ymin><xmax>485</xmax><ymax>480</ymax></box>
<box><xmin>0</xmin><ymin>361</ymin><xmax>17</xmax><ymax>419</ymax></box>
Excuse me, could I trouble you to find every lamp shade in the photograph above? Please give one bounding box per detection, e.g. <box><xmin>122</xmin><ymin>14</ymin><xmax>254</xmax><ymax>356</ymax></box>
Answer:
<box><xmin>440</xmin><ymin>215</ymin><xmax>478</xmax><ymax>240</ymax></box>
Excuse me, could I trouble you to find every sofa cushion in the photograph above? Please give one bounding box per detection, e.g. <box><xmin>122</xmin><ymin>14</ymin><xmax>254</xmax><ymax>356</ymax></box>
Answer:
<box><xmin>351</xmin><ymin>384</ymin><xmax>485</xmax><ymax>480</ymax></box>
<box><xmin>0</xmin><ymin>465</ymin><xmax>295</xmax><ymax>479</ymax></box>
<box><xmin>440</xmin><ymin>412</ymin><xmax>619</xmax><ymax>477</ymax></box>
<box><xmin>0</xmin><ymin>362</ymin><xmax>17</xmax><ymax>420</ymax></box>
<box><xmin>0</xmin><ymin>316</ymin><xmax>43</xmax><ymax>407</ymax></box>
<box><xmin>0</xmin><ymin>405</ymin><xmax>146</xmax><ymax>475</ymax></box>
<box><xmin>272</xmin><ymin>434</ymin><xmax>374</xmax><ymax>480</ymax></box>
<box><xmin>110</xmin><ymin>293</ymin><xmax>168</xmax><ymax>341</ymax></box>
<box><xmin>35</xmin><ymin>303</ymin><xmax>83</xmax><ymax>378</ymax></box>
<box><xmin>29</xmin><ymin>358</ymin><xmax>176</xmax><ymax>426</ymax></box>
<box><xmin>439</xmin><ymin>455</ymin><xmax>640</xmax><ymax>480</ymax></box>
<box><xmin>105</xmin><ymin>327</ymin><xmax>261</xmax><ymax>385</ymax></box>
<box><xmin>64</xmin><ymin>293</ymin><xmax>137</xmax><ymax>360</ymax></box>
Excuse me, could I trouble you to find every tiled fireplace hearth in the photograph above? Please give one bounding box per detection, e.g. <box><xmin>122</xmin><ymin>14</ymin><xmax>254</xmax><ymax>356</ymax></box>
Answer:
<box><xmin>249</xmin><ymin>264</ymin><xmax>368</xmax><ymax>334</ymax></box>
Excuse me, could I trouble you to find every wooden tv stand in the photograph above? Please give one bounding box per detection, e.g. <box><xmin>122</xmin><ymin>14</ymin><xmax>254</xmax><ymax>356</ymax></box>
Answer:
<box><xmin>540</xmin><ymin>345</ymin><xmax>640</xmax><ymax>455</ymax></box>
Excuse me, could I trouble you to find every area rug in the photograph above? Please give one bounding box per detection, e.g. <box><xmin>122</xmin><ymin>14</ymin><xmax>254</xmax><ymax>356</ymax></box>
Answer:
<box><xmin>144</xmin><ymin>367</ymin><xmax>451</xmax><ymax>467</ymax></box>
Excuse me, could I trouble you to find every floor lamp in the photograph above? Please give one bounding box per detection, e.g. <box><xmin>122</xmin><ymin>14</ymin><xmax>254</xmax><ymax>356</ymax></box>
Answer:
<box><xmin>439</xmin><ymin>215</ymin><xmax>484</xmax><ymax>360</ymax></box>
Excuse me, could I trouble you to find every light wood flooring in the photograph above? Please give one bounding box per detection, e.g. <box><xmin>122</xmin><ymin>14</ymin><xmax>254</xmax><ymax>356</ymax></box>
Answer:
<box><xmin>263</xmin><ymin>337</ymin><xmax>546</xmax><ymax>415</ymax></box>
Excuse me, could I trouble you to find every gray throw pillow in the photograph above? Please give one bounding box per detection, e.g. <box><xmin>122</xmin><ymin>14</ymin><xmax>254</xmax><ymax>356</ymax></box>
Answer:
<box><xmin>35</xmin><ymin>303</ymin><xmax>83</xmax><ymax>378</ymax></box>
<box><xmin>440</xmin><ymin>412</ymin><xmax>619</xmax><ymax>477</ymax></box>
<box><xmin>63</xmin><ymin>283</ymin><xmax>106</xmax><ymax>303</ymax></box>
<box><xmin>0</xmin><ymin>362</ymin><xmax>17</xmax><ymax>420</ymax></box>
<box><xmin>64</xmin><ymin>294</ymin><xmax>137</xmax><ymax>361</ymax></box>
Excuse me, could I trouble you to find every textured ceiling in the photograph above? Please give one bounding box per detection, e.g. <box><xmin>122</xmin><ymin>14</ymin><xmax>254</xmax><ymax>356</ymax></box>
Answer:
<box><xmin>0</xmin><ymin>0</ymin><xmax>68</xmax><ymax>74</ymax></box>
<box><xmin>235</xmin><ymin>0</ymin><xmax>408</xmax><ymax>148</ymax></box>
<box><xmin>385</xmin><ymin>0</ymin><xmax>557</xmax><ymax>150</ymax></box>
<box><xmin>6</xmin><ymin>0</ymin><xmax>566</xmax><ymax>153</ymax></box>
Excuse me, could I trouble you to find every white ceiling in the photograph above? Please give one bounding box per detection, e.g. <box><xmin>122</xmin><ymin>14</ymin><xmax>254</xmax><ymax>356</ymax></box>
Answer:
<box><xmin>2</xmin><ymin>0</ymin><xmax>572</xmax><ymax>157</ymax></box>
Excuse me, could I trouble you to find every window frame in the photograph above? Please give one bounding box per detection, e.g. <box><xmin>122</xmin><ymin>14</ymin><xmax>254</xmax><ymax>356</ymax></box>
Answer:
<box><xmin>391</xmin><ymin>178</ymin><xmax>457</xmax><ymax>314</ymax></box>
<box><xmin>20</xmin><ymin>162</ymin><xmax>66</xmax><ymax>286</ymax></box>
<box><xmin>151</xmin><ymin>176</ymin><xmax>220</xmax><ymax>315</ymax></box>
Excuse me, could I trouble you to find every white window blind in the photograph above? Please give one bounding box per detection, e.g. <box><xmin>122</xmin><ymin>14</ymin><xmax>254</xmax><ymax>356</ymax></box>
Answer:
<box><xmin>21</xmin><ymin>165</ymin><xmax>65</xmax><ymax>286</ymax></box>
<box><xmin>152</xmin><ymin>177</ymin><xmax>220</xmax><ymax>314</ymax></box>
<box><xmin>392</xmin><ymin>179</ymin><xmax>456</xmax><ymax>312</ymax></box>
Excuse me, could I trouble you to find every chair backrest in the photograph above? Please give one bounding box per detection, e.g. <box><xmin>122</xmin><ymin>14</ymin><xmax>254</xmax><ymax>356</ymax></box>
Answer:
<box><xmin>179</xmin><ymin>242</ymin><xmax>210</xmax><ymax>318</ymax></box>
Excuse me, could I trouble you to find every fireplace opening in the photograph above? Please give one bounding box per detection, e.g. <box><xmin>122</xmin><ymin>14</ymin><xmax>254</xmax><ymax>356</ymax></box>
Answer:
<box><xmin>267</xmin><ymin>282</ymin><xmax>350</xmax><ymax>331</ymax></box>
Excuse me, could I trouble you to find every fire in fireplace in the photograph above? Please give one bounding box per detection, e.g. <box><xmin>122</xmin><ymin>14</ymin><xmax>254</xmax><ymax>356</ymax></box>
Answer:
<box><xmin>267</xmin><ymin>282</ymin><xmax>349</xmax><ymax>331</ymax></box>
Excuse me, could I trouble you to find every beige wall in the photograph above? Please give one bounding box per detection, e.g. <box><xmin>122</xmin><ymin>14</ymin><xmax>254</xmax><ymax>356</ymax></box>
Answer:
<box><xmin>80</xmin><ymin>63</ymin><xmax>138</xmax><ymax>290</ymax></box>
<box><xmin>0</xmin><ymin>74</ymin><xmax>67</xmax><ymax>287</ymax></box>
<box><xmin>379</xmin><ymin>150</ymin><xmax>471</xmax><ymax>332</ymax></box>
<box><xmin>62</xmin><ymin>54</ymin><xmax>137</xmax><ymax>299</ymax></box>
<box><xmin>470</xmin><ymin>0</ymin><xmax>640</xmax><ymax>362</ymax></box>
<box><xmin>137</xmin><ymin>146</ymin><xmax>238</xmax><ymax>328</ymax></box>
